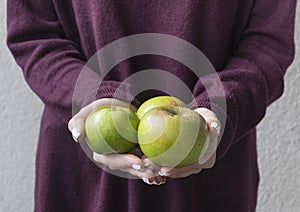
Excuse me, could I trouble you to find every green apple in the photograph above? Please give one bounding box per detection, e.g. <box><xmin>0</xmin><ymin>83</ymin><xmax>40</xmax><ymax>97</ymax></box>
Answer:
<box><xmin>136</xmin><ymin>96</ymin><xmax>187</xmax><ymax>119</ymax></box>
<box><xmin>85</xmin><ymin>106</ymin><xmax>139</xmax><ymax>154</ymax></box>
<box><xmin>138</xmin><ymin>106</ymin><xmax>209</xmax><ymax>167</ymax></box>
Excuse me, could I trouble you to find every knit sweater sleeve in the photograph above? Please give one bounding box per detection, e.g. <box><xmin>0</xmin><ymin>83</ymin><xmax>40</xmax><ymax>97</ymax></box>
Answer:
<box><xmin>192</xmin><ymin>0</ymin><xmax>297</xmax><ymax>159</ymax></box>
<box><xmin>6</xmin><ymin>0</ymin><xmax>137</xmax><ymax>124</ymax></box>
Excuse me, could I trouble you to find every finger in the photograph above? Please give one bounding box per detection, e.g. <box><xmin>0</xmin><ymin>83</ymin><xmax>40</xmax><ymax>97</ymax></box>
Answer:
<box><xmin>68</xmin><ymin>116</ymin><xmax>85</xmax><ymax>142</ymax></box>
<box><xmin>193</xmin><ymin>107</ymin><xmax>218</xmax><ymax>120</ymax></box>
<box><xmin>159</xmin><ymin>163</ymin><xmax>202</xmax><ymax>178</ymax></box>
<box><xmin>193</xmin><ymin>107</ymin><xmax>221</xmax><ymax>135</ymax></box>
<box><xmin>120</xmin><ymin>167</ymin><xmax>156</xmax><ymax>179</ymax></box>
<box><xmin>138</xmin><ymin>157</ymin><xmax>166</xmax><ymax>185</ymax></box>
<box><xmin>69</xmin><ymin>99</ymin><xmax>111</xmax><ymax>127</ymax></box>
<box><xmin>142</xmin><ymin>157</ymin><xmax>162</xmax><ymax>172</ymax></box>
<box><xmin>142</xmin><ymin>175</ymin><xmax>167</xmax><ymax>185</ymax></box>
<box><xmin>198</xmin><ymin>121</ymin><xmax>219</xmax><ymax>164</ymax></box>
<box><xmin>161</xmin><ymin>167</ymin><xmax>202</xmax><ymax>179</ymax></box>
<box><xmin>153</xmin><ymin>175</ymin><xmax>167</xmax><ymax>185</ymax></box>
<box><xmin>68</xmin><ymin>104</ymin><xmax>96</xmax><ymax>143</ymax></box>
<box><xmin>193</xmin><ymin>107</ymin><xmax>220</xmax><ymax>164</ymax></box>
<box><xmin>143</xmin><ymin>176</ymin><xmax>158</xmax><ymax>185</ymax></box>
<box><xmin>93</xmin><ymin>152</ymin><xmax>145</xmax><ymax>171</ymax></box>
<box><xmin>202</xmin><ymin>152</ymin><xmax>216</xmax><ymax>169</ymax></box>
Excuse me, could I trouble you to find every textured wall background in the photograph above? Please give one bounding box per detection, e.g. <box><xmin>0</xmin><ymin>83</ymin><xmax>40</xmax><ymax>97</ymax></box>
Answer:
<box><xmin>255</xmin><ymin>2</ymin><xmax>300</xmax><ymax>211</ymax></box>
<box><xmin>0</xmin><ymin>1</ymin><xmax>299</xmax><ymax>212</ymax></box>
<box><xmin>0</xmin><ymin>2</ymin><xmax>43</xmax><ymax>211</ymax></box>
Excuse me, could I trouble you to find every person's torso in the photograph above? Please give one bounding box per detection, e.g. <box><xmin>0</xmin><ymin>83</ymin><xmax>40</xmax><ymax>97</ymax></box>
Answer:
<box><xmin>52</xmin><ymin>0</ymin><xmax>254</xmax><ymax>102</ymax></box>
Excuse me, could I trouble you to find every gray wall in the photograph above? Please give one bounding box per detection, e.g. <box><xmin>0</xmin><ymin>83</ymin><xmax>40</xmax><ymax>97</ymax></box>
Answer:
<box><xmin>0</xmin><ymin>1</ymin><xmax>299</xmax><ymax>212</ymax></box>
<box><xmin>0</xmin><ymin>2</ymin><xmax>43</xmax><ymax>211</ymax></box>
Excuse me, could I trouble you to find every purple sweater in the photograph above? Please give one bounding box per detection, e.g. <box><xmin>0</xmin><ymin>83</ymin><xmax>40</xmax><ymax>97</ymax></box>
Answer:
<box><xmin>7</xmin><ymin>0</ymin><xmax>296</xmax><ymax>211</ymax></box>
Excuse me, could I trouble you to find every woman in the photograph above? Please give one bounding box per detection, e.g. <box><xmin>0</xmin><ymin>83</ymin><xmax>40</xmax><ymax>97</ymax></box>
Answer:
<box><xmin>7</xmin><ymin>0</ymin><xmax>296</xmax><ymax>211</ymax></box>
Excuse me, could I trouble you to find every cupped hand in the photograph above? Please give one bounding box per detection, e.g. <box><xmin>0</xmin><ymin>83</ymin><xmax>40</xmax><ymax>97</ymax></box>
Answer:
<box><xmin>68</xmin><ymin>98</ymin><xmax>166</xmax><ymax>184</ymax></box>
<box><xmin>158</xmin><ymin>107</ymin><xmax>221</xmax><ymax>179</ymax></box>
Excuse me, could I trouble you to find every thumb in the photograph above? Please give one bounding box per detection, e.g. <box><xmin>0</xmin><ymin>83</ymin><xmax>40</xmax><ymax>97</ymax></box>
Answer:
<box><xmin>194</xmin><ymin>108</ymin><xmax>221</xmax><ymax>164</ymax></box>
<box><xmin>198</xmin><ymin>120</ymin><xmax>219</xmax><ymax>165</ymax></box>
<box><xmin>68</xmin><ymin>116</ymin><xmax>85</xmax><ymax>143</ymax></box>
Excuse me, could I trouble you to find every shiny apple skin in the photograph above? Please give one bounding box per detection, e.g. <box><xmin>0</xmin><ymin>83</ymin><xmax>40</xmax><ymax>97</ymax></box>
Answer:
<box><xmin>85</xmin><ymin>106</ymin><xmax>139</xmax><ymax>154</ymax></box>
<box><xmin>138</xmin><ymin>106</ymin><xmax>209</xmax><ymax>167</ymax></box>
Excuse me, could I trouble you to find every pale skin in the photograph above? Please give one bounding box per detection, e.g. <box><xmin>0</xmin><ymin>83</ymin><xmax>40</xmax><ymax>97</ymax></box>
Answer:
<box><xmin>68</xmin><ymin>98</ymin><xmax>221</xmax><ymax>185</ymax></box>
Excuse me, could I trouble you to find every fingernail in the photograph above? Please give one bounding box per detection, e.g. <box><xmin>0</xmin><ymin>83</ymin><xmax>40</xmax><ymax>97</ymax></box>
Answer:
<box><xmin>142</xmin><ymin>178</ymin><xmax>150</xmax><ymax>184</ymax></box>
<box><xmin>152</xmin><ymin>181</ymin><xmax>160</xmax><ymax>186</ymax></box>
<box><xmin>158</xmin><ymin>171</ymin><xmax>170</xmax><ymax>177</ymax></box>
<box><xmin>211</xmin><ymin>122</ymin><xmax>220</xmax><ymax>134</ymax></box>
<box><xmin>156</xmin><ymin>179</ymin><xmax>166</xmax><ymax>186</ymax></box>
<box><xmin>144</xmin><ymin>162</ymin><xmax>150</xmax><ymax>167</ymax></box>
<box><xmin>71</xmin><ymin>127</ymin><xmax>80</xmax><ymax>142</ymax></box>
<box><xmin>132</xmin><ymin>164</ymin><xmax>142</xmax><ymax>171</ymax></box>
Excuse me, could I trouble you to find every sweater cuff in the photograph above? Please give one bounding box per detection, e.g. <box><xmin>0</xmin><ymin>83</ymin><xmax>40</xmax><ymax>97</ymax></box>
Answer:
<box><xmin>72</xmin><ymin>66</ymin><xmax>140</xmax><ymax>112</ymax></box>
<box><xmin>95</xmin><ymin>80</ymin><xmax>141</xmax><ymax>108</ymax></box>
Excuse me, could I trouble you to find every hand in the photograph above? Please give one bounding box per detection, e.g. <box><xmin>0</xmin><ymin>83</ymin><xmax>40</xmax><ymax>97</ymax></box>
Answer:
<box><xmin>68</xmin><ymin>98</ymin><xmax>166</xmax><ymax>184</ymax></box>
<box><xmin>157</xmin><ymin>107</ymin><xmax>220</xmax><ymax>179</ymax></box>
